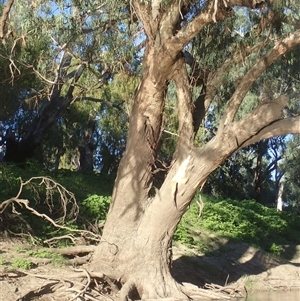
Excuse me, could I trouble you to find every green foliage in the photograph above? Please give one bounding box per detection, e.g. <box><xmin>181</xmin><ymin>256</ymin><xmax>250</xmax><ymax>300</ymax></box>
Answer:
<box><xmin>174</xmin><ymin>194</ymin><xmax>300</xmax><ymax>255</ymax></box>
<box><xmin>2</xmin><ymin>162</ymin><xmax>299</xmax><ymax>258</ymax></box>
<box><xmin>81</xmin><ymin>194</ymin><xmax>111</xmax><ymax>222</ymax></box>
<box><xmin>26</xmin><ymin>249</ymin><xmax>66</xmax><ymax>266</ymax></box>
<box><xmin>11</xmin><ymin>258</ymin><xmax>33</xmax><ymax>270</ymax></box>
<box><xmin>0</xmin><ymin>257</ymin><xmax>6</xmax><ymax>265</ymax></box>
<box><xmin>269</xmin><ymin>243</ymin><xmax>283</xmax><ymax>255</ymax></box>
<box><xmin>173</xmin><ymin>222</ymin><xmax>194</xmax><ymax>247</ymax></box>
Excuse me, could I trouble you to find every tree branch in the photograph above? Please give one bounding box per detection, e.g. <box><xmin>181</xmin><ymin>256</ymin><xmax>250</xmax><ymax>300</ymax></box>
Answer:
<box><xmin>159</xmin><ymin>0</ymin><xmax>189</xmax><ymax>43</ymax></box>
<box><xmin>0</xmin><ymin>0</ymin><xmax>14</xmax><ymax>40</ymax></box>
<box><xmin>172</xmin><ymin>1</ymin><xmax>232</xmax><ymax>49</ymax></box>
<box><xmin>172</xmin><ymin>57</ymin><xmax>195</xmax><ymax>143</ymax></box>
<box><xmin>133</xmin><ymin>1</ymin><xmax>153</xmax><ymax>40</ymax></box>
<box><xmin>66</xmin><ymin>64</ymin><xmax>86</xmax><ymax>99</ymax></box>
<box><xmin>152</xmin><ymin>0</ymin><xmax>163</xmax><ymax>20</ymax></box>
<box><xmin>226</xmin><ymin>0</ymin><xmax>266</xmax><ymax>8</ymax></box>
<box><xmin>75</xmin><ymin>96</ymin><xmax>124</xmax><ymax>112</ymax></box>
<box><xmin>240</xmin><ymin>116</ymin><xmax>300</xmax><ymax>148</ymax></box>
<box><xmin>232</xmin><ymin>95</ymin><xmax>289</xmax><ymax>146</ymax></box>
<box><xmin>221</xmin><ymin>29</ymin><xmax>300</xmax><ymax>128</ymax></box>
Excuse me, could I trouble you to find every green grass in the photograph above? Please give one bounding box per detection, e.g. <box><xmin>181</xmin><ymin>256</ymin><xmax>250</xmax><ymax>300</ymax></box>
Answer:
<box><xmin>11</xmin><ymin>258</ymin><xmax>33</xmax><ymax>270</ymax></box>
<box><xmin>26</xmin><ymin>249</ymin><xmax>66</xmax><ymax>266</ymax></box>
<box><xmin>0</xmin><ymin>257</ymin><xmax>6</xmax><ymax>265</ymax></box>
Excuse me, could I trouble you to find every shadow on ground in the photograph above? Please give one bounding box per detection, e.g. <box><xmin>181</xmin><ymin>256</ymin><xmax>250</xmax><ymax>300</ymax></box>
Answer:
<box><xmin>171</xmin><ymin>240</ymin><xmax>300</xmax><ymax>289</ymax></box>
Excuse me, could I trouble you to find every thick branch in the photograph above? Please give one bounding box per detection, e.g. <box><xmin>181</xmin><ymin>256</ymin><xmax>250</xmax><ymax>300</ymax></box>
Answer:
<box><xmin>240</xmin><ymin>116</ymin><xmax>300</xmax><ymax>148</ymax></box>
<box><xmin>173</xmin><ymin>1</ymin><xmax>232</xmax><ymax>49</ymax></box>
<box><xmin>159</xmin><ymin>0</ymin><xmax>188</xmax><ymax>42</ymax></box>
<box><xmin>133</xmin><ymin>1</ymin><xmax>154</xmax><ymax>40</ymax></box>
<box><xmin>66</xmin><ymin>64</ymin><xmax>85</xmax><ymax>98</ymax></box>
<box><xmin>151</xmin><ymin>0</ymin><xmax>163</xmax><ymax>20</ymax></box>
<box><xmin>221</xmin><ymin>29</ymin><xmax>300</xmax><ymax>128</ymax></box>
<box><xmin>0</xmin><ymin>0</ymin><xmax>14</xmax><ymax>39</ymax></box>
<box><xmin>232</xmin><ymin>95</ymin><xmax>289</xmax><ymax>146</ymax></box>
<box><xmin>172</xmin><ymin>58</ymin><xmax>195</xmax><ymax>142</ymax></box>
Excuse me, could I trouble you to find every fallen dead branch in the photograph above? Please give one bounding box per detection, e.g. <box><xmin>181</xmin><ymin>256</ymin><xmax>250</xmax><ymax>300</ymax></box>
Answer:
<box><xmin>0</xmin><ymin>176</ymin><xmax>101</xmax><ymax>245</ymax></box>
<box><xmin>204</xmin><ymin>282</ymin><xmax>247</xmax><ymax>298</ymax></box>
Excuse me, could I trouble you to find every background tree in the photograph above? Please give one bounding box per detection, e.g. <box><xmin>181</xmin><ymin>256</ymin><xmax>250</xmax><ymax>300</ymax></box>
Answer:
<box><xmin>280</xmin><ymin>135</ymin><xmax>300</xmax><ymax>212</ymax></box>
<box><xmin>0</xmin><ymin>0</ymin><xmax>136</xmax><ymax>163</ymax></box>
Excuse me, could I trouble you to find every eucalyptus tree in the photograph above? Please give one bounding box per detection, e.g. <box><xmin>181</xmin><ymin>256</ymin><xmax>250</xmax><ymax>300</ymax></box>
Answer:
<box><xmin>87</xmin><ymin>0</ymin><xmax>300</xmax><ymax>299</ymax></box>
<box><xmin>280</xmin><ymin>135</ymin><xmax>300</xmax><ymax>212</ymax></box>
<box><xmin>2</xmin><ymin>0</ymin><xmax>300</xmax><ymax>299</ymax></box>
<box><xmin>0</xmin><ymin>0</ymin><xmax>135</xmax><ymax>163</ymax></box>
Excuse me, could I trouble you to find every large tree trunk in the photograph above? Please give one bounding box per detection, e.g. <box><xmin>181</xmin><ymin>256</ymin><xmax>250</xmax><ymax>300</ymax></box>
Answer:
<box><xmin>90</xmin><ymin>132</ymin><xmax>239</xmax><ymax>299</ymax></box>
<box><xmin>89</xmin><ymin>1</ymin><xmax>300</xmax><ymax>299</ymax></box>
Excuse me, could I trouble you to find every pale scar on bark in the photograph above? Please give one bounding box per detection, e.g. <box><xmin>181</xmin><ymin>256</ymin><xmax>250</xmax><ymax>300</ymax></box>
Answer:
<box><xmin>171</xmin><ymin>155</ymin><xmax>191</xmax><ymax>209</ymax></box>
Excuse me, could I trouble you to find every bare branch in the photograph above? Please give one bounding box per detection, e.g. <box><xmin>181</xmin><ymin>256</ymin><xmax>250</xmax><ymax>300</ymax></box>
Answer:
<box><xmin>240</xmin><ymin>115</ymin><xmax>300</xmax><ymax>148</ymax></box>
<box><xmin>221</xmin><ymin>29</ymin><xmax>300</xmax><ymax>129</ymax></box>
<box><xmin>230</xmin><ymin>95</ymin><xmax>288</xmax><ymax>149</ymax></box>
<box><xmin>173</xmin><ymin>1</ymin><xmax>232</xmax><ymax>49</ymax></box>
<box><xmin>0</xmin><ymin>177</ymin><xmax>101</xmax><ymax>243</ymax></box>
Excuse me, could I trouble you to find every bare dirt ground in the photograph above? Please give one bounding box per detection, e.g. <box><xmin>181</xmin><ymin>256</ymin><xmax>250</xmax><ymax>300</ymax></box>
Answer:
<box><xmin>0</xmin><ymin>237</ymin><xmax>300</xmax><ymax>301</ymax></box>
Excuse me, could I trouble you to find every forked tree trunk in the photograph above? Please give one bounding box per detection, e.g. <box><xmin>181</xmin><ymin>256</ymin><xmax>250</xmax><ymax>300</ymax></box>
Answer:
<box><xmin>90</xmin><ymin>134</ymin><xmax>237</xmax><ymax>299</ymax></box>
<box><xmin>89</xmin><ymin>1</ymin><xmax>300</xmax><ymax>299</ymax></box>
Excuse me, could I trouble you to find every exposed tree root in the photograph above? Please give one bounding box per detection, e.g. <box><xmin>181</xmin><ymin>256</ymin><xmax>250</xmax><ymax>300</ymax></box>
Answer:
<box><xmin>182</xmin><ymin>282</ymin><xmax>245</xmax><ymax>300</ymax></box>
<box><xmin>12</xmin><ymin>268</ymin><xmax>114</xmax><ymax>301</ymax></box>
<box><xmin>204</xmin><ymin>283</ymin><xmax>247</xmax><ymax>298</ymax></box>
<box><xmin>2</xmin><ymin>264</ymin><xmax>246</xmax><ymax>301</ymax></box>
<box><xmin>51</xmin><ymin>245</ymin><xmax>96</xmax><ymax>255</ymax></box>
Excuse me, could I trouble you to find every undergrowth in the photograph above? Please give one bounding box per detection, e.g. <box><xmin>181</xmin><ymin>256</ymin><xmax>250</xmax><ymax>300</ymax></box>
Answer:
<box><xmin>1</xmin><ymin>163</ymin><xmax>300</xmax><ymax>256</ymax></box>
<box><xmin>175</xmin><ymin>194</ymin><xmax>300</xmax><ymax>255</ymax></box>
